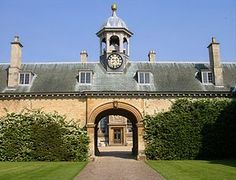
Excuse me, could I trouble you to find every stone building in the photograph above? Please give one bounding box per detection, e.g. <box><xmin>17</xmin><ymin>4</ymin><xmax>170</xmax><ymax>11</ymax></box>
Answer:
<box><xmin>97</xmin><ymin>115</ymin><xmax>133</xmax><ymax>147</ymax></box>
<box><xmin>0</xmin><ymin>4</ymin><xmax>236</xmax><ymax>159</ymax></box>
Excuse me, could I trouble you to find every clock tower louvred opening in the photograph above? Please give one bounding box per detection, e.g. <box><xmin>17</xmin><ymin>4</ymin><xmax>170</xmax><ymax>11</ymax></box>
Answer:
<box><xmin>96</xmin><ymin>4</ymin><xmax>133</xmax><ymax>72</ymax></box>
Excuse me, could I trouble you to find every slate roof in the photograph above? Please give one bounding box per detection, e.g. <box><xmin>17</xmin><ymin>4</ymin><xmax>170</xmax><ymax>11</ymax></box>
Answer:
<box><xmin>0</xmin><ymin>62</ymin><xmax>236</xmax><ymax>94</ymax></box>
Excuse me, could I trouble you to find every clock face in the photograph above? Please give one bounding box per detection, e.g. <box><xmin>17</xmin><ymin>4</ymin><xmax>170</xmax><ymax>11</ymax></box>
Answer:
<box><xmin>107</xmin><ymin>53</ymin><xmax>123</xmax><ymax>69</ymax></box>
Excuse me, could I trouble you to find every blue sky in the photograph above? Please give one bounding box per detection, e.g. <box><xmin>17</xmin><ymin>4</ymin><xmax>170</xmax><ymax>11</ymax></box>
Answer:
<box><xmin>0</xmin><ymin>0</ymin><xmax>235</xmax><ymax>63</ymax></box>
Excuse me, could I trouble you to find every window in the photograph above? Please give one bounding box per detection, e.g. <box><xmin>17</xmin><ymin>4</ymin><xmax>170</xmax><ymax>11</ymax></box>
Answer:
<box><xmin>79</xmin><ymin>71</ymin><xmax>92</xmax><ymax>84</ymax></box>
<box><xmin>138</xmin><ymin>72</ymin><xmax>150</xmax><ymax>84</ymax></box>
<box><xmin>19</xmin><ymin>73</ymin><xmax>31</xmax><ymax>85</ymax></box>
<box><xmin>201</xmin><ymin>71</ymin><xmax>213</xmax><ymax>84</ymax></box>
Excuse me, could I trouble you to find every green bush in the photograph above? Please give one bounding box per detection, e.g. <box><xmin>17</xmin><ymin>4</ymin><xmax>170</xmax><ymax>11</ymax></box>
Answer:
<box><xmin>144</xmin><ymin>99</ymin><xmax>236</xmax><ymax>160</ymax></box>
<box><xmin>0</xmin><ymin>110</ymin><xmax>89</xmax><ymax>161</ymax></box>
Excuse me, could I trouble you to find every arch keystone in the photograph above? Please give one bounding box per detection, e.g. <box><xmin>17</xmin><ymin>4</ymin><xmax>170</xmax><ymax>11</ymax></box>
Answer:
<box><xmin>113</xmin><ymin>101</ymin><xmax>118</xmax><ymax>109</ymax></box>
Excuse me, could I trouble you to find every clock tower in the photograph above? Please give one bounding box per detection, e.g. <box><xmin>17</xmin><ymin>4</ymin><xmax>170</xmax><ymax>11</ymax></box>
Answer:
<box><xmin>96</xmin><ymin>4</ymin><xmax>133</xmax><ymax>72</ymax></box>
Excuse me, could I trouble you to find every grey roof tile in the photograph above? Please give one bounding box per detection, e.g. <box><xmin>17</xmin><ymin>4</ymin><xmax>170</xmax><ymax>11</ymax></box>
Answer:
<box><xmin>0</xmin><ymin>62</ymin><xmax>236</xmax><ymax>93</ymax></box>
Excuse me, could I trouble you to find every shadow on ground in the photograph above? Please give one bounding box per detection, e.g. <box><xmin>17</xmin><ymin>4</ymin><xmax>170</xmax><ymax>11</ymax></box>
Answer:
<box><xmin>209</xmin><ymin>159</ymin><xmax>236</xmax><ymax>168</ymax></box>
<box><xmin>98</xmin><ymin>150</ymin><xmax>135</xmax><ymax>159</ymax></box>
<box><xmin>97</xmin><ymin>146</ymin><xmax>136</xmax><ymax>159</ymax></box>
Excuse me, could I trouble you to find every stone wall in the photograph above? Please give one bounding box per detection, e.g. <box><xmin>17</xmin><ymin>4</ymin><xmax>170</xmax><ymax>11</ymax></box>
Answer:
<box><xmin>86</xmin><ymin>97</ymin><xmax>174</xmax><ymax>120</ymax></box>
<box><xmin>0</xmin><ymin>98</ymin><xmax>87</xmax><ymax>127</ymax></box>
<box><xmin>0</xmin><ymin>97</ymin><xmax>174</xmax><ymax>124</ymax></box>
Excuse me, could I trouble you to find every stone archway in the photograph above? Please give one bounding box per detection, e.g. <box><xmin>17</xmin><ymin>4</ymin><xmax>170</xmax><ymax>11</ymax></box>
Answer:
<box><xmin>87</xmin><ymin>101</ymin><xmax>145</xmax><ymax>160</ymax></box>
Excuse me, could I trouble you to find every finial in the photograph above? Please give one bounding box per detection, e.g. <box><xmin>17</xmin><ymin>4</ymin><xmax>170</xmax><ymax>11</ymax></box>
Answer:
<box><xmin>111</xmin><ymin>3</ymin><xmax>117</xmax><ymax>11</ymax></box>
<box><xmin>111</xmin><ymin>3</ymin><xmax>117</xmax><ymax>16</ymax></box>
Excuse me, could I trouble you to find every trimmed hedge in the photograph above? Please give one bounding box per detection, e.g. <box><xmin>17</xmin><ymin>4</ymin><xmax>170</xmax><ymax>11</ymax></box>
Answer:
<box><xmin>0</xmin><ymin>110</ymin><xmax>89</xmax><ymax>161</ymax></box>
<box><xmin>144</xmin><ymin>99</ymin><xmax>236</xmax><ymax>160</ymax></box>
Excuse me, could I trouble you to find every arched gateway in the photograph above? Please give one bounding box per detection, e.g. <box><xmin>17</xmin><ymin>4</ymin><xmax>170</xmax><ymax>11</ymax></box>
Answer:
<box><xmin>87</xmin><ymin>101</ymin><xmax>146</xmax><ymax>160</ymax></box>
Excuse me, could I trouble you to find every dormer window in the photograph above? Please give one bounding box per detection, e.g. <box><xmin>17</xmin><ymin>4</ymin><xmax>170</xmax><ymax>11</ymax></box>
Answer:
<box><xmin>19</xmin><ymin>72</ymin><xmax>34</xmax><ymax>85</ymax></box>
<box><xmin>138</xmin><ymin>72</ymin><xmax>150</xmax><ymax>84</ymax></box>
<box><xmin>201</xmin><ymin>71</ymin><xmax>213</xmax><ymax>84</ymax></box>
<box><xmin>78</xmin><ymin>71</ymin><xmax>92</xmax><ymax>84</ymax></box>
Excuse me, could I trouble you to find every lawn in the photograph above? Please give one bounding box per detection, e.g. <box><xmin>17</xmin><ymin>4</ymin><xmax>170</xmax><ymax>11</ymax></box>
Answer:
<box><xmin>147</xmin><ymin>160</ymin><xmax>236</xmax><ymax>180</ymax></box>
<box><xmin>0</xmin><ymin>161</ymin><xmax>87</xmax><ymax>180</ymax></box>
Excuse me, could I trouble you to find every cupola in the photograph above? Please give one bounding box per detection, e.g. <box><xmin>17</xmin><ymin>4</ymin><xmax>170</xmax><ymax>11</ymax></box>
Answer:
<box><xmin>97</xmin><ymin>4</ymin><xmax>133</xmax><ymax>72</ymax></box>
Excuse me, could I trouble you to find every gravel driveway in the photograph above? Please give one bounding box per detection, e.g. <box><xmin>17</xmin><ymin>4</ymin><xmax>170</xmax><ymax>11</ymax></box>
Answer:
<box><xmin>75</xmin><ymin>146</ymin><xmax>163</xmax><ymax>180</ymax></box>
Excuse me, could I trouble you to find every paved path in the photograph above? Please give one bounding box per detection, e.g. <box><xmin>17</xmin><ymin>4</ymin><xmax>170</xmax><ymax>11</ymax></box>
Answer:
<box><xmin>75</xmin><ymin>146</ymin><xmax>163</xmax><ymax>180</ymax></box>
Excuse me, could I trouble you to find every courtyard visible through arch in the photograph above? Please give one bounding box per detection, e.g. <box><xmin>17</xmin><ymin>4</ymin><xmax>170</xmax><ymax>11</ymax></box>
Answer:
<box><xmin>87</xmin><ymin>101</ymin><xmax>145</xmax><ymax>160</ymax></box>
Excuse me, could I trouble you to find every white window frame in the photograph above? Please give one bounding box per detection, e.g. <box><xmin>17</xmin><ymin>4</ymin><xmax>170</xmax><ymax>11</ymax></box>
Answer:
<box><xmin>19</xmin><ymin>72</ymin><xmax>33</xmax><ymax>85</ymax></box>
<box><xmin>201</xmin><ymin>71</ymin><xmax>213</xmax><ymax>84</ymax></box>
<box><xmin>78</xmin><ymin>71</ymin><xmax>92</xmax><ymax>85</ymax></box>
<box><xmin>137</xmin><ymin>72</ymin><xmax>151</xmax><ymax>84</ymax></box>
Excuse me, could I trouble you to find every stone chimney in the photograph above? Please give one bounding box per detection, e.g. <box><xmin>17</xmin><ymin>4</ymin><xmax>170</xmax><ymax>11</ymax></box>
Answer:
<box><xmin>8</xmin><ymin>36</ymin><xmax>23</xmax><ymax>88</ymax></box>
<box><xmin>148</xmin><ymin>50</ymin><xmax>156</xmax><ymax>63</ymax></box>
<box><xmin>80</xmin><ymin>50</ymin><xmax>88</xmax><ymax>63</ymax></box>
<box><xmin>207</xmin><ymin>37</ymin><xmax>223</xmax><ymax>86</ymax></box>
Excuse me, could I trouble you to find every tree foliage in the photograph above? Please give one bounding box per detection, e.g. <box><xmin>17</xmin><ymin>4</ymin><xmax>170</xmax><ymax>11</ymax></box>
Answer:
<box><xmin>0</xmin><ymin>110</ymin><xmax>89</xmax><ymax>161</ymax></box>
<box><xmin>144</xmin><ymin>99</ymin><xmax>236</xmax><ymax>160</ymax></box>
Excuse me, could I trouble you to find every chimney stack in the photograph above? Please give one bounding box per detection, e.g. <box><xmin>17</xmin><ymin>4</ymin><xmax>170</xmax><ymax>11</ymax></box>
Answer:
<box><xmin>80</xmin><ymin>50</ymin><xmax>88</xmax><ymax>63</ymax></box>
<box><xmin>207</xmin><ymin>37</ymin><xmax>223</xmax><ymax>86</ymax></box>
<box><xmin>8</xmin><ymin>36</ymin><xmax>23</xmax><ymax>88</ymax></box>
<box><xmin>148</xmin><ymin>50</ymin><xmax>156</xmax><ymax>63</ymax></box>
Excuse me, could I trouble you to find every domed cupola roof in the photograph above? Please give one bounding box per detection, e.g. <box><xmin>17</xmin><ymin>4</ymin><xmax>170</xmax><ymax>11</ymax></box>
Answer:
<box><xmin>102</xmin><ymin>4</ymin><xmax>128</xmax><ymax>29</ymax></box>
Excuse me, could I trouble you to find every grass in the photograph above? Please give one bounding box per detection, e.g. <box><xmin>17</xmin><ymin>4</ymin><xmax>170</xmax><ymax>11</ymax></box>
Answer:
<box><xmin>147</xmin><ymin>160</ymin><xmax>236</xmax><ymax>180</ymax></box>
<box><xmin>0</xmin><ymin>161</ymin><xmax>87</xmax><ymax>180</ymax></box>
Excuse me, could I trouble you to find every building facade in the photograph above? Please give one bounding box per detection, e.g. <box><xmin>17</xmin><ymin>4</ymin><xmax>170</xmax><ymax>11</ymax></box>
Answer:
<box><xmin>97</xmin><ymin>115</ymin><xmax>133</xmax><ymax>147</ymax></box>
<box><xmin>0</xmin><ymin>4</ymin><xmax>236</xmax><ymax>159</ymax></box>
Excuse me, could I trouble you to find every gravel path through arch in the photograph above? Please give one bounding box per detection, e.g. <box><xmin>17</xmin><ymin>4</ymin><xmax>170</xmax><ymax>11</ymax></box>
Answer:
<box><xmin>75</xmin><ymin>146</ymin><xmax>163</xmax><ymax>180</ymax></box>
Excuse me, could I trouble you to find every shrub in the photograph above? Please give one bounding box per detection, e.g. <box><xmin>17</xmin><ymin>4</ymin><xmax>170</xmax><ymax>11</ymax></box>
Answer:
<box><xmin>0</xmin><ymin>110</ymin><xmax>89</xmax><ymax>161</ymax></box>
<box><xmin>144</xmin><ymin>99</ymin><xmax>236</xmax><ymax>160</ymax></box>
